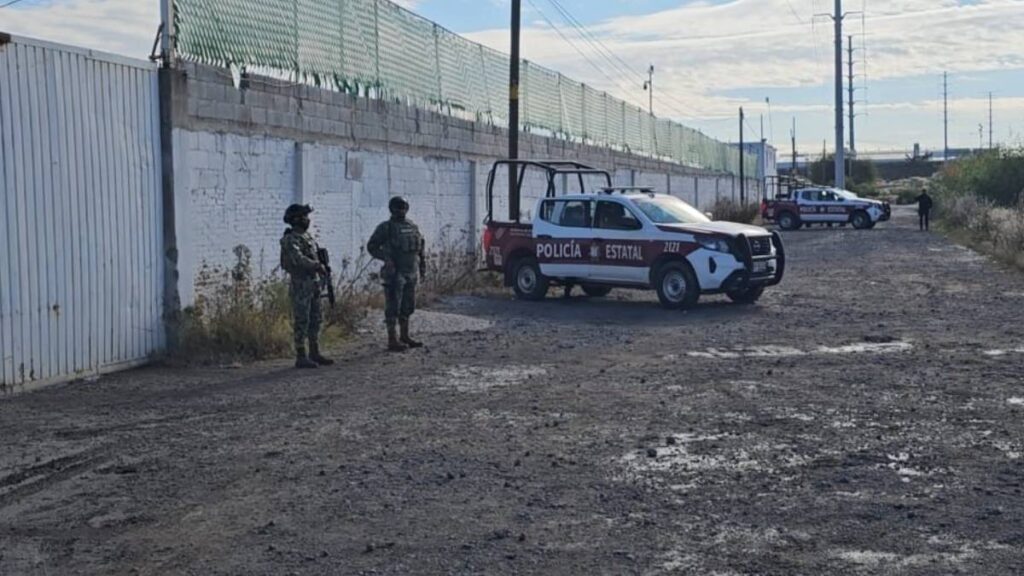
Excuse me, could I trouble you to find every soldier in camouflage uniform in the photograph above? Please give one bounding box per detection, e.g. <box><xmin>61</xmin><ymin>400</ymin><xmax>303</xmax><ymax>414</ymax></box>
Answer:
<box><xmin>367</xmin><ymin>196</ymin><xmax>426</xmax><ymax>352</ymax></box>
<box><xmin>280</xmin><ymin>204</ymin><xmax>334</xmax><ymax>368</ymax></box>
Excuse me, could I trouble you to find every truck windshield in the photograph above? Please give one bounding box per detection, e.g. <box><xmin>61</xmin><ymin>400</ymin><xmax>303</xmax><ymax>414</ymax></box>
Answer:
<box><xmin>632</xmin><ymin>196</ymin><xmax>711</xmax><ymax>224</ymax></box>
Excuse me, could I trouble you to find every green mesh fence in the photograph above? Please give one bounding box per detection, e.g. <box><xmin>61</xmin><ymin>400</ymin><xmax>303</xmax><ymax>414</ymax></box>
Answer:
<box><xmin>173</xmin><ymin>0</ymin><xmax>756</xmax><ymax>175</ymax></box>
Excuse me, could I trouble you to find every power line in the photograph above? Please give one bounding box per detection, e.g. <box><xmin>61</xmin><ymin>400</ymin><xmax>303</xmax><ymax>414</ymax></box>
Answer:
<box><xmin>523</xmin><ymin>0</ymin><xmax>646</xmax><ymax>110</ymax></box>
<box><xmin>544</xmin><ymin>0</ymin><xmax>711</xmax><ymax>121</ymax></box>
<box><xmin>526</xmin><ymin>0</ymin><xmax>711</xmax><ymax>133</ymax></box>
<box><xmin>524</xmin><ymin>0</ymin><xmax>715</xmax><ymax>142</ymax></box>
<box><xmin>784</xmin><ymin>0</ymin><xmax>806</xmax><ymax>24</ymax></box>
<box><xmin>0</xmin><ymin>0</ymin><xmax>30</xmax><ymax>8</ymax></box>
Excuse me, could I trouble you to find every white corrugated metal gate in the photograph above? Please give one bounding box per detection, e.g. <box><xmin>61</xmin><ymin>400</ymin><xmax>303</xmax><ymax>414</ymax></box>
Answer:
<box><xmin>0</xmin><ymin>36</ymin><xmax>164</xmax><ymax>391</ymax></box>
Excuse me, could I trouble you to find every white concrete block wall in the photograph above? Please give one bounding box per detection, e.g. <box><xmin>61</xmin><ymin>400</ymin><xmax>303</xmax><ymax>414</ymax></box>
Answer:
<box><xmin>668</xmin><ymin>174</ymin><xmax>698</xmax><ymax>207</ymax></box>
<box><xmin>174</xmin><ymin>130</ymin><xmax>298</xmax><ymax>306</ymax></box>
<box><xmin>175</xmin><ymin>130</ymin><xmax>484</xmax><ymax>305</ymax></box>
<box><xmin>173</xmin><ymin>126</ymin><xmax>765</xmax><ymax>305</ymax></box>
<box><xmin>635</xmin><ymin>171</ymin><xmax>670</xmax><ymax>192</ymax></box>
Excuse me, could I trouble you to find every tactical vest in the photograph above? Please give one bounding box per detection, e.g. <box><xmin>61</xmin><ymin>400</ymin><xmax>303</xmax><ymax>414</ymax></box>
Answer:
<box><xmin>281</xmin><ymin>229</ymin><xmax>317</xmax><ymax>277</ymax></box>
<box><xmin>388</xmin><ymin>219</ymin><xmax>422</xmax><ymax>273</ymax></box>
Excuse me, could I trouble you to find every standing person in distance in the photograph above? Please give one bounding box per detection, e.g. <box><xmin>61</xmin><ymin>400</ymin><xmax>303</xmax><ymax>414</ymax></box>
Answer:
<box><xmin>367</xmin><ymin>197</ymin><xmax>426</xmax><ymax>352</ymax></box>
<box><xmin>916</xmin><ymin>188</ymin><xmax>934</xmax><ymax>231</ymax></box>
<box><xmin>280</xmin><ymin>204</ymin><xmax>334</xmax><ymax>368</ymax></box>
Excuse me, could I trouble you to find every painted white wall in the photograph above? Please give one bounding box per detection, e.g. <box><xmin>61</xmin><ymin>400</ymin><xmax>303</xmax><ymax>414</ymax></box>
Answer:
<box><xmin>173</xmin><ymin>129</ymin><xmax>765</xmax><ymax>305</ymax></box>
<box><xmin>173</xmin><ymin>130</ymin><xmax>484</xmax><ymax>305</ymax></box>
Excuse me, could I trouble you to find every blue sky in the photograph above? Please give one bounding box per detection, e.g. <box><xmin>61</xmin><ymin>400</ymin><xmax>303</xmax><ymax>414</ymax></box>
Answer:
<box><xmin>413</xmin><ymin>0</ymin><xmax>696</xmax><ymax>32</ymax></box>
<box><xmin>4</xmin><ymin>0</ymin><xmax>1023</xmax><ymax>155</ymax></box>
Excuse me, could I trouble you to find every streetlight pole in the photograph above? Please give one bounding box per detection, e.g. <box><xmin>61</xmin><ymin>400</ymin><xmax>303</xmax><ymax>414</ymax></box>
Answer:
<box><xmin>642</xmin><ymin>65</ymin><xmax>654</xmax><ymax>117</ymax></box>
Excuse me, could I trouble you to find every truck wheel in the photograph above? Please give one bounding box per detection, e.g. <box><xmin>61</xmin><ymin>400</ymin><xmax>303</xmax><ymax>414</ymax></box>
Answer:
<box><xmin>851</xmin><ymin>210</ymin><xmax>870</xmax><ymax>230</ymax></box>
<box><xmin>582</xmin><ymin>284</ymin><xmax>613</xmax><ymax>298</ymax></box>
<box><xmin>726</xmin><ymin>285</ymin><xmax>765</xmax><ymax>305</ymax></box>
<box><xmin>655</xmin><ymin>261</ymin><xmax>699</xmax><ymax>310</ymax></box>
<box><xmin>511</xmin><ymin>258</ymin><xmax>549</xmax><ymax>301</ymax></box>
<box><xmin>778</xmin><ymin>211</ymin><xmax>799</xmax><ymax>231</ymax></box>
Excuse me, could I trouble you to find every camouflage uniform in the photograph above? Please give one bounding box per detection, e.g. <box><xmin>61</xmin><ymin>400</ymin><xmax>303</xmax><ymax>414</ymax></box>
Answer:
<box><xmin>281</xmin><ymin>227</ymin><xmax>324</xmax><ymax>353</ymax></box>
<box><xmin>368</xmin><ymin>198</ymin><xmax>426</xmax><ymax>350</ymax></box>
<box><xmin>368</xmin><ymin>218</ymin><xmax>425</xmax><ymax>323</ymax></box>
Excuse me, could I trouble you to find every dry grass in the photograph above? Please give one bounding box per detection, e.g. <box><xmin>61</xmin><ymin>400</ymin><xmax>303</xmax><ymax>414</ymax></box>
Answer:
<box><xmin>173</xmin><ymin>231</ymin><xmax>499</xmax><ymax>364</ymax></box>
<box><xmin>175</xmin><ymin>245</ymin><xmax>294</xmax><ymax>364</ymax></box>
<box><xmin>710</xmin><ymin>199</ymin><xmax>759</xmax><ymax>224</ymax></box>
<box><xmin>939</xmin><ymin>195</ymin><xmax>1024</xmax><ymax>271</ymax></box>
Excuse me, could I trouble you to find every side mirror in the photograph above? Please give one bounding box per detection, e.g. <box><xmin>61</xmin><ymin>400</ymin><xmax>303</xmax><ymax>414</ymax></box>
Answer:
<box><xmin>704</xmin><ymin>212</ymin><xmax>714</xmax><ymax>220</ymax></box>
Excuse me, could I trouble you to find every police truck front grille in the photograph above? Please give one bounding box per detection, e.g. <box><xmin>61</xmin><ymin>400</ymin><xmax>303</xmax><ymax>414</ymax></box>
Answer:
<box><xmin>749</xmin><ymin>237</ymin><xmax>772</xmax><ymax>256</ymax></box>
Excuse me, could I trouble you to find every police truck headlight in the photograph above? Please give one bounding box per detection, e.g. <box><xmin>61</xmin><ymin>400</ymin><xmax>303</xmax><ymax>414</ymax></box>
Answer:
<box><xmin>697</xmin><ymin>237</ymin><xmax>732</xmax><ymax>253</ymax></box>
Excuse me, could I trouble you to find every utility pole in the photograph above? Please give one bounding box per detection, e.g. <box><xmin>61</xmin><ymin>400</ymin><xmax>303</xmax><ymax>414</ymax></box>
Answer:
<box><xmin>822</xmin><ymin>139</ymin><xmax>827</xmax><ymax>183</ymax></box>
<box><xmin>989</xmin><ymin>91</ymin><xmax>994</xmax><ymax>149</ymax></box>
<box><xmin>760</xmin><ymin>114</ymin><xmax>767</xmax><ymax>193</ymax></box>
<box><xmin>943</xmin><ymin>72</ymin><xmax>949</xmax><ymax>165</ymax></box>
<box><xmin>978</xmin><ymin>124</ymin><xmax>984</xmax><ymax>152</ymax></box>
<box><xmin>833</xmin><ymin>0</ymin><xmax>845</xmax><ymax>190</ymax></box>
<box><xmin>642</xmin><ymin>65</ymin><xmax>654</xmax><ymax>117</ymax></box>
<box><xmin>791</xmin><ymin>118</ymin><xmax>797</xmax><ymax>176</ymax></box>
<box><xmin>739</xmin><ymin>107</ymin><xmax>746</xmax><ymax>204</ymax></box>
<box><xmin>508</xmin><ymin>0</ymin><xmax>521</xmax><ymax>221</ymax></box>
<box><xmin>847</xmin><ymin>35</ymin><xmax>856</xmax><ymax>158</ymax></box>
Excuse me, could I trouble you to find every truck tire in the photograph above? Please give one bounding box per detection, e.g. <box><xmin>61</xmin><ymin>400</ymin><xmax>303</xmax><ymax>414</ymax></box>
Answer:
<box><xmin>778</xmin><ymin>211</ymin><xmax>800</xmax><ymax>231</ymax></box>
<box><xmin>654</xmin><ymin>261</ymin><xmax>699</xmax><ymax>310</ymax></box>
<box><xmin>851</xmin><ymin>210</ymin><xmax>871</xmax><ymax>230</ymax></box>
<box><xmin>726</xmin><ymin>285</ymin><xmax>765</xmax><ymax>304</ymax></box>
<box><xmin>582</xmin><ymin>284</ymin><xmax>613</xmax><ymax>298</ymax></box>
<box><xmin>511</xmin><ymin>257</ymin><xmax>549</xmax><ymax>301</ymax></box>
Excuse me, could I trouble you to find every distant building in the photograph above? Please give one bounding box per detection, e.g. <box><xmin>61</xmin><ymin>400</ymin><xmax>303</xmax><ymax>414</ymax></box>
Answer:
<box><xmin>732</xmin><ymin>141</ymin><xmax>778</xmax><ymax>186</ymax></box>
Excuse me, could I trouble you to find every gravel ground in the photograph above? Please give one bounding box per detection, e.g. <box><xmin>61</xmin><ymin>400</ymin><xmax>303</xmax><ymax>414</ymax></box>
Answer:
<box><xmin>2</xmin><ymin>206</ymin><xmax>1023</xmax><ymax>575</ymax></box>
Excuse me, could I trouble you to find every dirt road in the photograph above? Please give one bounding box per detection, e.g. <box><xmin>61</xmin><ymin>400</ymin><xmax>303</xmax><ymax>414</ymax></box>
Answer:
<box><xmin>3</xmin><ymin>207</ymin><xmax>1023</xmax><ymax>575</ymax></box>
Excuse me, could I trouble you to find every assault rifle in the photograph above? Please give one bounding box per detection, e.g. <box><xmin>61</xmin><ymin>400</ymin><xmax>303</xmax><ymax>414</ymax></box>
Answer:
<box><xmin>316</xmin><ymin>247</ymin><xmax>336</xmax><ymax>307</ymax></box>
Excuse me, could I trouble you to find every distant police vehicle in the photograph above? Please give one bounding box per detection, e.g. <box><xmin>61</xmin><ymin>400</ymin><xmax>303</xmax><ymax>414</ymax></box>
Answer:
<box><xmin>761</xmin><ymin>185</ymin><xmax>891</xmax><ymax>231</ymax></box>
<box><xmin>481</xmin><ymin>160</ymin><xmax>785</xmax><ymax>309</ymax></box>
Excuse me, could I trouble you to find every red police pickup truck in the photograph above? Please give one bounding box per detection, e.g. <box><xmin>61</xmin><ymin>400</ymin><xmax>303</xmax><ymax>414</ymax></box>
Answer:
<box><xmin>481</xmin><ymin>160</ymin><xmax>785</xmax><ymax>309</ymax></box>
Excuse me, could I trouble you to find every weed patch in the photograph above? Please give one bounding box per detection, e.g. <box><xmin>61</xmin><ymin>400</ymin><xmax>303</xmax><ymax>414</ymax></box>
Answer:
<box><xmin>173</xmin><ymin>231</ymin><xmax>500</xmax><ymax>364</ymax></box>
<box><xmin>710</xmin><ymin>199</ymin><xmax>759</xmax><ymax>224</ymax></box>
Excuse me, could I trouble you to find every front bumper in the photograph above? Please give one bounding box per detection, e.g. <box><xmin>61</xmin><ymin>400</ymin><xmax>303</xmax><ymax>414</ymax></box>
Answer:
<box><xmin>724</xmin><ymin>231</ymin><xmax>786</xmax><ymax>291</ymax></box>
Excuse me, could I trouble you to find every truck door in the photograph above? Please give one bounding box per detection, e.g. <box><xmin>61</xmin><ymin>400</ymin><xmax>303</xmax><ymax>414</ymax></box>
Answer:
<box><xmin>589</xmin><ymin>199</ymin><xmax>649</xmax><ymax>285</ymax></box>
<box><xmin>534</xmin><ymin>199</ymin><xmax>594</xmax><ymax>280</ymax></box>
<box><xmin>819</xmin><ymin>190</ymin><xmax>849</xmax><ymax>221</ymax></box>
<box><xmin>798</xmin><ymin>189</ymin><xmax>826</xmax><ymax>223</ymax></box>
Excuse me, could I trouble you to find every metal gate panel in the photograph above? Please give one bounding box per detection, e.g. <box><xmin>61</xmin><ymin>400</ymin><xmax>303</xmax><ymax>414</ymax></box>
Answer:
<box><xmin>0</xmin><ymin>36</ymin><xmax>163</xmax><ymax>390</ymax></box>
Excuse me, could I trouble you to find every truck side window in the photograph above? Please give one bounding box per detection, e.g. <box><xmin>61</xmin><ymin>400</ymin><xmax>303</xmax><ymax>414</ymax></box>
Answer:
<box><xmin>595</xmin><ymin>201</ymin><xmax>642</xmax><ymax>231</ymax></box>
<box><xmin>539</xmin><ymin>200</ymin><xmax>557</xmax><ymax>223</ymax></box>
<box><xmin>558</xmin><ymin>201</ymin><xmax>591</xmax><ymax>228</ymax></box>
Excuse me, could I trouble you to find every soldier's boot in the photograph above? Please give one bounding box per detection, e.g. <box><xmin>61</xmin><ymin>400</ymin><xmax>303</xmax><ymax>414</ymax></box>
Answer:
<box><xmin>295</xmin><ymin>348</ymin><xmax>319</xmax><ymax>369</ymax></box>
<box><xmin>309</xmin><ymin>341</ymin><xmax>334</xmax><ymax>366</ymax></box>
<box><xmin>399</xmin><ymin>319</ymin><xmax>423</xmax><ymax>348</ymax></box>
<box><xmin>387</xmin><ymin>324</ymin><xmax>408</xmax><ymax>353</ymax></box>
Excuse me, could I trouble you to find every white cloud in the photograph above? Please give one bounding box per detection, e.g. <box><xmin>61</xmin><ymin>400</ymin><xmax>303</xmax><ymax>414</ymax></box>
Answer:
<box><xmin>464</xmin><ymin>0</ymin><xmax>1024</xmax><ymax>121</ymax></box>
<box><xmin>5</xmin><ymin>0</ymin><xmax>1022</xmax><ymax>149</ymax></box>
<box><xmin>2</xmin><ymin>0</ymin><xmax>158</xmax><ymax>59</ymax></box>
